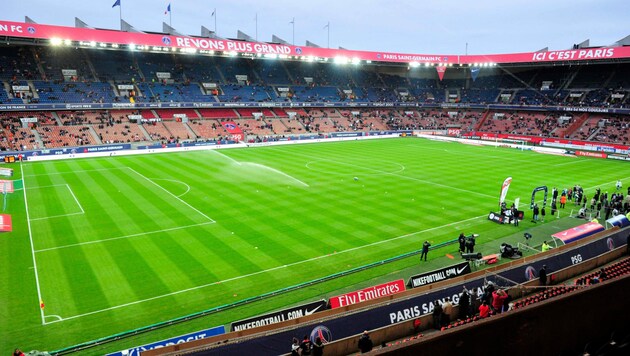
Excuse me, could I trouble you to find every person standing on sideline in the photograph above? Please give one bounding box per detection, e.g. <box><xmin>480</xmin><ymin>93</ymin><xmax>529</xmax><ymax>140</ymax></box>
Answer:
<box><xmin>458</xmin><ymin>233</ymin><xmax>466</xmax><ymax>253</ymax></box>
<box><xmin>420</xmin><ymin>241</ymin><xmax>431</xmax><ymax>261</ymax></box>
<box><xmin>541</xmin><ymin>207</ymin><xmax>546</xmax><ymax>222</ymax></box>
<box><xmin>560</xmin><ymin>194</ymin><xmax>567</xmax><ymax>208</ymax></box>
<box><xmin>532</xmin><ymin>204</ymin><xmax>540</xmax><ymax>222</ymax></box>
<box><xmin>542</xmin><ymin>241</ymin><xmax>552</xmax><ymax>252</ymax></box>
<box><xmin>358</xmin><ymin>331</ymin><xmax>373</xmax><ymax>353</ymax></box>
<box><xmin>511</xmin><ymin>205</ymin><xmax>519</xmax><ymax>226</ymax></box>
<box><xmin>616</xmin><ymin>179</ymin><xmax>622</xmax><ymax>191</ymax></box>
<box><xmin>465</xmin><ymin>235</ymin><xmax>476</xmax><ymax>253</ymax></box>
<box><xmin>539</xmin><ymin>265</ymin><xmax>548</xmax><ymax>286</ymax></box>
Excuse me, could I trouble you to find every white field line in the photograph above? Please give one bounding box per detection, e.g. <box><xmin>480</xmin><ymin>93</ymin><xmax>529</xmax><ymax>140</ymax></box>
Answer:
<box><xmin>43</xmin><ymin>214</ymin><xmax>486</xmax><ymax>324</ymax></box>
<box><xmin>20</xmin><ymin>162</ymin><xmax>46</xmax><ymax>325</ymax></box>
<box><xmin>28</xmin><ymin>184</ymin><xmax>85</xmax><ymax>221</ymax></box>
<box><xmin>210</xmin><ymin>150</ymin><xmax>242</xmax><ymax>165</ymax></box>
<box><xmin>126</xmin><ymin>167</ymin><xmax>216</xmax><ymax>223</ymax></box>
<box><xmin>30</xmin><ymin>212</ymin><xmax>85</xmax><ymax>222</ymax></box>
<box><xmin>151</xmin><ymin>178</ymin><xmax>191</xmax><ymax>197</ymax></box>
<box><xmin>27</xmin><ymin>184</ymin><xmax>69</xmax><ymax>189</ymax></box>
<box><xmin>66</xmin><ymin>184</ymin><xmax>85</xmax><ymax>214</ymax></box>
<box><xmin>35</xmin><ymin>222</ymin><xmax>215</xmax><ymax>253</ymax></box>
<box><xmin>23</xmin><ymin>167</ymin><xmax>127</xmax><ymax>178</ymax></box>
<box><xmin>245</xmin><ymin>162</ymin><xmax>309</xmax><ymax>187</ymax></box>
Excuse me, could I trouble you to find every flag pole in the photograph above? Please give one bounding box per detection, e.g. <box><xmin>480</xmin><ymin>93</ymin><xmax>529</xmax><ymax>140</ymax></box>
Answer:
<box><xmin>292</xmin><ymin>17</ymin><xmax>295</xmax><ymax>45</ymax></box>
<box><xmin>255</xmin><ymin>13</ymin><xmax>258</xmax><ymax>41</ymax></box>
<box><xmin>170</xmin><ymin>5</ymin><xmax>172</xmax><ymax>28</ymax></box>
<box><xmin>214</xmin><ymin>8</ymin><xmax>217</xmax><ymax>35</ymax></box>
<box><xmin>119</xmin><ymin>4</ymin><xmax>122</xmax><ymax>31</ymax></box>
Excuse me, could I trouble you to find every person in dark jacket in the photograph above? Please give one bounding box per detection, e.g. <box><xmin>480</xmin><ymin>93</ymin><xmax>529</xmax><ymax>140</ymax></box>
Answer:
<box><xmin>300</xmin><ymin>334</ymin><xmax>312</xmax><ymax>355</ymax></box>
<box><xmin>458</xmin><ymin>233</ymin><xmax>466</xmax><ymax>253</ymax></box>
<box><xmin>312</xmin><ymin>336</ymin><xmax>324</xmax><ymax>356</ymax></box>
<box><xmin>458</xmin><ymin>287</ymin><xmax>470</xmax><ymax>320</ymax></box>
<box><xmin>358</xmin><ymin>331</ymin><xmax>373</xmax><ymax>353</ymax></box>
<box><xmin>539</xmin><ymin>265</ymin><xmax>548</xmax><ymax>286</ymax></box>
<box><xmin>420</xmin><ymin>241</ymin><xmax>431</xmax><ymax>261</ymax></box>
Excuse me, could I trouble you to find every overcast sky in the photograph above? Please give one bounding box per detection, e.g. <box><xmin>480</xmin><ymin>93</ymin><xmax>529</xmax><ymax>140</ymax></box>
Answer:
<box><xmin>3</xmin><ymin>0</ymin><xmax>629</xmax><ymax>55</ymax></box>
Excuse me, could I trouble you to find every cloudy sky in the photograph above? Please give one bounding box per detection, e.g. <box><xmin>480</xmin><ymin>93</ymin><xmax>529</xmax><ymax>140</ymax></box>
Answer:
<box><xmin>3</xmin><ymin>0</ymin><xmax>629</xmax><ymax>55</ymax></box>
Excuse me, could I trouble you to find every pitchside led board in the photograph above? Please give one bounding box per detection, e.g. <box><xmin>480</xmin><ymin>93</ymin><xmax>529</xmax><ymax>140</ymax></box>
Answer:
<box><xmin>230</xmin><ymin>300</ymin><xmax>327</xmax><ymax>332</ymax></box>
<box><xmin>406</xmin><ymin>262</ymin><xmax>471</xmax><ymax>288</ymax></box>
<box><xmin>106</xmin><ymin>325</ymin><xmax>225</xmax><ymax>356</ymax></box>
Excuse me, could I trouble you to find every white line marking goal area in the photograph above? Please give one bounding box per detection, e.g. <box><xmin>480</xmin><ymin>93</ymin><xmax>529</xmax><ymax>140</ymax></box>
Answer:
<box><xmin>27</xmin><ymin>184</ymin><xmax>85</xmax><ymax>221</ymax></box>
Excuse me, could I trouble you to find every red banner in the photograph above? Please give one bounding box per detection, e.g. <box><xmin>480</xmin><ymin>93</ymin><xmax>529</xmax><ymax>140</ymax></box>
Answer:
<box><xmin>221</xmin><ymin>121</ymin><xmax>244</xmax><ymax>141</ymax></box>
<box><xmin>329</xmin><ymin>279</ymin><xmax>406</xmax><ymax>309</ymax></box>
<box><xmin>575</xmin><ymin>150</ymin><xmax>607</xmax><ymax>159</ymax></box>
<box><xmin>0</xmin><ymin>214</ymin><xmax>12</xmax><ymax>232</ymax></box>
<box><xmin>436</xmin><ymin>66</ymin><xmax>447</xmax><ymax>81</ymax></box>
<box><xmin>2</xmin><ymin>20</ymin><xmax>630</xmax><ymax>65</ymax></box>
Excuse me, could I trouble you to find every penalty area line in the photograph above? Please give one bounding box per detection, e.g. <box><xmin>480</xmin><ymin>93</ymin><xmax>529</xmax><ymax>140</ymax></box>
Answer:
<box><xmin>43</xmin><ymin>214</ymin><xmax>486</xmax><ymax>323</ymax></box>
<box><xmin>34</xmin><ymin>222</ymin><xmax>215</xmax><ymax>252</ymax></box>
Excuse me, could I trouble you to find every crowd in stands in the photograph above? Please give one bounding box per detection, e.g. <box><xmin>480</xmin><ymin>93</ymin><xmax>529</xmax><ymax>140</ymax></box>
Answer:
<box><xmin>1</xmin><ymin>45</ymin><xmax>629</xmax><ymax>108</ymax></box>
<box><xmin>0</xmin><ymin>107</ymin><xmax>628</xmax><ymax>150</ymax></box>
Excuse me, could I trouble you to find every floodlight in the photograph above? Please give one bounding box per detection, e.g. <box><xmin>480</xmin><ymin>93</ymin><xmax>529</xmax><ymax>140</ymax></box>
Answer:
<box><xmin>50</xmin><ymin>38</ymin><xmax>62</xmax><ymax>46</ymax></box>
<box><xmin>334</xmin><ymin>56</ymin><xmax>348</xmax><ymax>64</ymax></box>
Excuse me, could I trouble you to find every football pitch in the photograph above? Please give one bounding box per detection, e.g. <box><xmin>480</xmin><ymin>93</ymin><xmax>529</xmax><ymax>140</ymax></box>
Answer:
<box><xmin>2</xmin><ymin>137</ymin><xmax>627</xmax><ymax>353</ymax></box>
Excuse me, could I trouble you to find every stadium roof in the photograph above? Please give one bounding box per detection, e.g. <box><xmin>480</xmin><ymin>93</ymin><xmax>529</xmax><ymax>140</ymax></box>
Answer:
<box><xmin>1</xmin><ymin>19</ymin><xmax>629</xmax><ymax>67</ymax></box>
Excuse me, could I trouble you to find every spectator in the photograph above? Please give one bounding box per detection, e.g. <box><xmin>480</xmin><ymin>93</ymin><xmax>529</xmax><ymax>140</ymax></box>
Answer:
<box><xmin>358</xmin><ymin>331</ymin><xmax>373</xmax><ymax>353</ymax></box>
<box><xmin>313</xmin><ymin>337</ymin><xmax>324</xmax><ymax>356</ymax></box>
<box><xmin>539</xmin><ymin>265</ymin><xmax>548</xmax><ymax>286</ymax></box>
<box><xmin>300</xmin><ymin>334</ymin><xmax>312</xmax><ymax>355</ymax></box>
<box><xmin>458</xmin><ymin>287</ymin><xmax>470</xmax><ymax>320</ymax></box>
<box><xmin>442</xmin><ymin>297</ymin><xmax>453</xmax><ymax>324</ymax></box>
<box><xmin>478</xmin><ymin>301</ymin><xmax>491</xmax><ymax>318</ymax></box>
<box><xmin>291</xmin><ymin>337</ymin><xmax>300</xmax><ymax>356</ymax></box>
<box><xmin>432</xmin><ymin>300</ymin><xmax>443</xmax><ymax>328</ymax></box>
<box><xmin>491</xmin><ymin>289</ymin><xmax>509</xmax><ymax>313</ymax></box>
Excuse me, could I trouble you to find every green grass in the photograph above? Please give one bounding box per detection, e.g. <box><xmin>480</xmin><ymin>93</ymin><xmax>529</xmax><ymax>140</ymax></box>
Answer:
<box><xmin>1</xmin><ymin>137</ymin><xmax>627</xmax><ymax>354</ymax></box>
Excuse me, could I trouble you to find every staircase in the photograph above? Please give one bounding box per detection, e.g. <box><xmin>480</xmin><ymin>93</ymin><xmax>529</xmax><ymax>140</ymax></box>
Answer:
<box><xmin>473</xmin><ymin>110</ymin><xmax>491</xmax><ymax>131</ymax></box>
<box><xmin>559</xmin><ymin>113</ymin><xmax>589</xmax><ymax>139</ymax></box>
<box><xmin>183</xmin><ymin>122</ymin><xmax>198</xmax><ymax>139</ymax></box>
